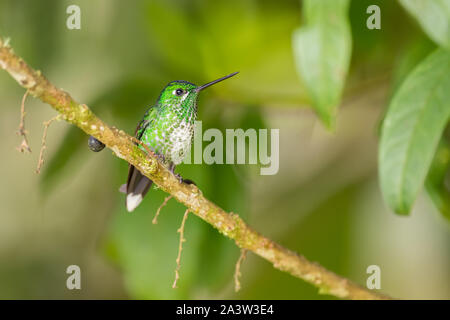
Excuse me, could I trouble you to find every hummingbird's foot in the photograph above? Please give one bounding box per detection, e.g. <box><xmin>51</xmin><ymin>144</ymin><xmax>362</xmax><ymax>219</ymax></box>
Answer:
<box><xmin>182</xmin><ymin>178</ymin><xmax>196</xmax><ymax>186</ymax></box>
<box><xmin>173</xmin><ymin>173</ymin><xmax>196</xmax><ymax>186</ymax></box>
<box><xmin>168</xmin><ymin>162</ymin><xmax>195</xmax><ymax>185</ymax></box>
<box><xmin>174</xmin><ymin>173</ymin><xmax>183</xmax><ymax>183</ymax></box>
<box><xmin>155</xmin><ymin>153</ymin><xmax>168</xmax><ymax>165</ymax></box>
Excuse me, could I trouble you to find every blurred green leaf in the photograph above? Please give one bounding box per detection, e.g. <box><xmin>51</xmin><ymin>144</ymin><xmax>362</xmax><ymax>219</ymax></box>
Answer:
<box><xmin>425</xmin><ymin>138</ymin><xmax>450</xmax><ymax>220</ymax></box>
<box><xmin>144</xmin><ymin>0</ymin><xmax>306</xmax><ymax>106</ymax></box>
<box><xmin>292</xmin><ymin>0</ymin><xmax>352</xmax><ymax>129</ymax></box>
<box><xmin>145</xmin><ymin>0</ymin><xmax>200</xmax><ymax>76</ymax></box>
<box><xmin>399</xmin><ymin>0</ymin><xmax>450</xmax><ymax>50</ymax></box>
<box><xmin>379</xmin><ymin>48</ymin><xmax>450</xmax><ymax>215</ymax></box>
<box><xmin>390</xmin><ymin>37</ymin><xmax>436</xmax><ymax>96</ymax></box>
<box><xmin>375</xmin><ymin>36</ymin><xmax>435</xmax><ymax>137</ymax></box>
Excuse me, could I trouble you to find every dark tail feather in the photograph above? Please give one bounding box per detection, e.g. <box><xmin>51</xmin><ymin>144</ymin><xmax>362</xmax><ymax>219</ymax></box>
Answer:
<box><xmin>125</xmin><ymin>165</ymin><xmax>153</xmax><ymax>212</ymax></box>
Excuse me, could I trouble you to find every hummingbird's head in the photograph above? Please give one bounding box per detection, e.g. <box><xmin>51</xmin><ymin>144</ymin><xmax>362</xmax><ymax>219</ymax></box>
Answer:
<box><xmin>158</xmin><ymin>72</ymin><xmax>239</xmax><ymax>109</ymax></box>
<box><xmin>158</xmin><ymin>80</ymin><xmax>197</xmax><ymax>110</ymax></box>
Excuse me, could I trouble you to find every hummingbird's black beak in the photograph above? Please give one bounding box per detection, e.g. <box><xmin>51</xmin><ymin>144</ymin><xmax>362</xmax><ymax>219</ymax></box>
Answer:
<box><xmin>195</xmin><ymin>72</ymin><xmax>239</xmax><ymax>92</ymax></box>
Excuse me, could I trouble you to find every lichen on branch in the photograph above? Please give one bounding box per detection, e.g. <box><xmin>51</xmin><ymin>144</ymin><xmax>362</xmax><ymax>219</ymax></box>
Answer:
<box><xmin>0</xmin><ymin>37</ymin><xmax>391</xmax><ymax>300</ymax></box>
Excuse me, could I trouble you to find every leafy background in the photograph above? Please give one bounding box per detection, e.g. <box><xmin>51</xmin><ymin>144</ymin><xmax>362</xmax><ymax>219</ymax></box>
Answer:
<box><xmin>0</xmin><ymin>0</ymin><xmax>448</xmax><ymax>299</ymax></box>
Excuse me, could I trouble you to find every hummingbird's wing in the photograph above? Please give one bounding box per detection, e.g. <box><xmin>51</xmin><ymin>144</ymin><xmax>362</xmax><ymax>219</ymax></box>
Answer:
<box><xmin>125</xmin><ymin>110</ymin><xmax>155</xmax><ymax>212</ymax></box>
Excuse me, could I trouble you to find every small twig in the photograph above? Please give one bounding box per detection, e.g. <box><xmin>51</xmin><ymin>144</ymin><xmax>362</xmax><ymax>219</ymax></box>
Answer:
<box><xmin>36</xmin><ymin>115</ymin><xmax>61</xmax><ymax>174</ymax></box>
<box><xmin>16</xmin><ymin>90</ymin><xmax>32</xmax><ymax>153</ymax></box>
<box><xmin>153</xmin><ymin>195</ymin><xmax>173</xmax><ymax>224</ymax></box>
<box><xmin>234</xmin><ymin>249</ymin><xmax>247</xmax><ymax>292</ymax></box>
<box><xmin>172</xmin><ymin>209</ymin><xmax>189</xmax><ymax>289</ymax></box>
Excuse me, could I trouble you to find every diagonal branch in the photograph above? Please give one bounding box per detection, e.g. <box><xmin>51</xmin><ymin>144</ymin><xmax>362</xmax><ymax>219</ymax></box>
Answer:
<box><xmin>0</xmin><ymin>38</ymin><xmax>391</xmax><ymax>300</ymax></box>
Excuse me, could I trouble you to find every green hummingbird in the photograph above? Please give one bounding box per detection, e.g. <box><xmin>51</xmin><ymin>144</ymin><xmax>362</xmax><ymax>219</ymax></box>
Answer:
<box><xmin>123</xmin><ymin>72</ymin><xmax>238</xmax><ymax>212</ymax></box>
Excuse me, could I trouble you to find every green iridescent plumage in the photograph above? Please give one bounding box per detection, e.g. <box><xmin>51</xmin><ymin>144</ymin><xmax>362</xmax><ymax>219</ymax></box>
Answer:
<box><xmin>136</xmin><ymin>81</ymin><xmax>198</xmax><ymax>166</ymax></box>
<box><xmin>125</xmin><ymin>72</ymin><xmax>238</xmax><ymax>211</ymax></box>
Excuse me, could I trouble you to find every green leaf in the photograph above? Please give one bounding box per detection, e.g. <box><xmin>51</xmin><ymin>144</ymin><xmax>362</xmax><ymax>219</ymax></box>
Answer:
<box><xmin>390</xmin><ymin>37</ymin><xmax>436</xmax><ymax>97</ymax></box>
<box><xmin>399</xmin><ymin>0</ymin><xmax>450</xmax><ymax>49</ymax></box>
<box><xmin>292</xmin><ymin>0</ymin><xmax>352</xmax><ymax>129</ymax></box>
<box><xmin>379</xmin><ymin>48</ymin><xmax>450</xmax><ymax>215</ymax></box>
<box><xmin>425</xmin><ymin>138</ymin><xmax>450</xmax><ymax>220</ymax></box>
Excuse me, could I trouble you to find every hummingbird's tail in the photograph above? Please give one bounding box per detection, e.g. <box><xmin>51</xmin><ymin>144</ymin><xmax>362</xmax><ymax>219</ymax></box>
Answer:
<box><xmin>124</xmin><ymin>165</ymin><xmax>153</xmax><ymax>212</ymax></box>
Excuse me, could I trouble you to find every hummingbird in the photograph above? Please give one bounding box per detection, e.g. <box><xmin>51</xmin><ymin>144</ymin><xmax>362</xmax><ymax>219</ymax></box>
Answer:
<box><xmin>121</xmin><ymin>72</ymin><xmax>238</xmax><ymax>212</ymax></box>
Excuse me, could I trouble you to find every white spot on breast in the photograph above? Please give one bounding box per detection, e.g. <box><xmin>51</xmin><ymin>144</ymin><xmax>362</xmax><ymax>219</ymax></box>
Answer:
<box><xmin>169</xmin><ymin>119</ymin><xmax>193</xmax><ymax>164</ymax></box>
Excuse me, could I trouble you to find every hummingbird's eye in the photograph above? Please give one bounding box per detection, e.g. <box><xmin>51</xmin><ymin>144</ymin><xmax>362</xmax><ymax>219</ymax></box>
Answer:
<box><xmin>175</xmin><ymin>88</ymin><xmax>184</xmax><ymax>96</ymax></box>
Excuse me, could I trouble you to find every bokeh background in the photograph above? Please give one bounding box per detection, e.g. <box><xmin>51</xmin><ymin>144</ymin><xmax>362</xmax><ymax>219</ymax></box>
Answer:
<box><xmin>0</xmin><ymin>0</ymin><xmax>449</xmax><ymax>299</ymax></box>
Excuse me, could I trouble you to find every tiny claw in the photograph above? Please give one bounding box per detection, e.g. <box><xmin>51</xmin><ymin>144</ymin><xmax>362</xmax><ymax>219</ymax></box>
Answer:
<box><xmin>182</xmin><ymin>178</ymin><xmax>196</xmax><ymax>186</ymax></box>
<box><xmin>173</xmin><ymin>173</ymin><xmax>196</xmax><ymax>186</ymax></box>
<box><xmin>174</xmin><ymin>173</ymin><xmax>183</xmax><ymax>184</ymax></box>
<box><xmin>156</xmin><ymin>153</ymin><xmax>167</xmax><ymax>164</ymax></box>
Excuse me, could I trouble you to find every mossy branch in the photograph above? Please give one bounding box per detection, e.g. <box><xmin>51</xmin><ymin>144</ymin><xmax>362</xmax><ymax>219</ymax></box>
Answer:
<box><xmin>0</xmin><ymin>38</ymin><xmax>391</xmax><ymax>300</ymax></box>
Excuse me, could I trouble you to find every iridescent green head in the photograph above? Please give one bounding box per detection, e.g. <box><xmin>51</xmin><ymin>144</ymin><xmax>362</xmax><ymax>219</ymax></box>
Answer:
<box><xmin>157</xmin><ymin>80</ymin><xmax>197</xmax><ymax>111</ymax></box>
<box><xmin>157</xmin><ymin>72</ymin><xmax>239</xmax><ymax>110</ymax></box>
